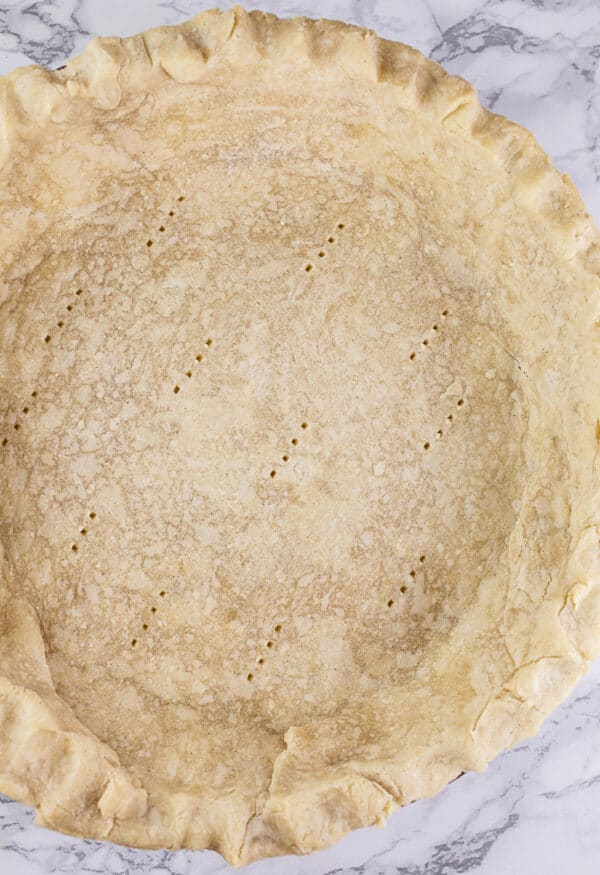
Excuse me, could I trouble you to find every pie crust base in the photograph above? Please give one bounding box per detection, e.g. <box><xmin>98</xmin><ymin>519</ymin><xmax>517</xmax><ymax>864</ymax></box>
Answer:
<box><xmin>0</xmin><ymin>6</ymin><xmax>599</xmax><ymax>865</ymax></box>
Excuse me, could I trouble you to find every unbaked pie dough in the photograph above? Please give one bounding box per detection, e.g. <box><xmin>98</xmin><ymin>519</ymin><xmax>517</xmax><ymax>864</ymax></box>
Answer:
<box><xmin>0</xmin><ymin>6</ymin><xmax>599</xmax><ymax>866</ymax></box>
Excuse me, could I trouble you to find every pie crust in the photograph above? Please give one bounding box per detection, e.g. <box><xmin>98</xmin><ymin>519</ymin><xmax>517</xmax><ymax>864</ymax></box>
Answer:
<box><xmin>1</xmin><ymin>6</ymin><xmax>599</xmax><ymax>866</ymax></box>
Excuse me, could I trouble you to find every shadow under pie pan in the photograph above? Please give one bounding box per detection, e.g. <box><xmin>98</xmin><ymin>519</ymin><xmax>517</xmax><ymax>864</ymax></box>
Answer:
<box><xmin>0</xmin><ymin>4</ymin><xmax>599</xmax><ymax>868</ymax></box>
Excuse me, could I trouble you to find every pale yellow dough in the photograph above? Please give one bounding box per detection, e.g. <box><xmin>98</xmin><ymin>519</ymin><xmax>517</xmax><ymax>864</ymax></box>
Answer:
<box><xmin>0</xmin><ymin>6</ymin><xmax>599</xmax><ymax>866</ymax></box>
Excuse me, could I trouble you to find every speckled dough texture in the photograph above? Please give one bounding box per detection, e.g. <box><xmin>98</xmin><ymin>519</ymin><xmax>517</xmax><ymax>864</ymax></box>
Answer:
<box><xmin>0</xmin><ymin>5</ymin><xmax>599</xmax><ymax>866</ymax></box>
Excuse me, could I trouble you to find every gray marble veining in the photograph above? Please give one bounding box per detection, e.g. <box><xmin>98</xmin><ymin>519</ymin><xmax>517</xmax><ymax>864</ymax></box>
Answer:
<box><xmin>1</xmin><ymin>1</ymin><xmax>599</xmax><ymax>873</ymax></box>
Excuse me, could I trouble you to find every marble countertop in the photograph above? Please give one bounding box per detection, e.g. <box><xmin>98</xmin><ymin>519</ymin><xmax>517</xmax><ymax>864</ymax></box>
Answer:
<box><xmin>1</xmin><ymin>0</ymin><xmax>599</xmax><ymax>872</ymax></box>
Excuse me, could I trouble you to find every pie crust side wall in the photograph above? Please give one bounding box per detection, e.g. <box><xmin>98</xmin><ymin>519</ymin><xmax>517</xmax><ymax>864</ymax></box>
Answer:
<box><xmin>0</xmin><ymin>6</ymin><xmax>599</xmax><ymax>866</ymax></box>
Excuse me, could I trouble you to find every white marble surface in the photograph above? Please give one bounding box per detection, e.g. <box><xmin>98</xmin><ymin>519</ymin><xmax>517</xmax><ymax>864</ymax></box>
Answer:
<box><xmin>1</xmin><ymin>0</ymin><xmax>599</xmax><ymax>872</ymax></box>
